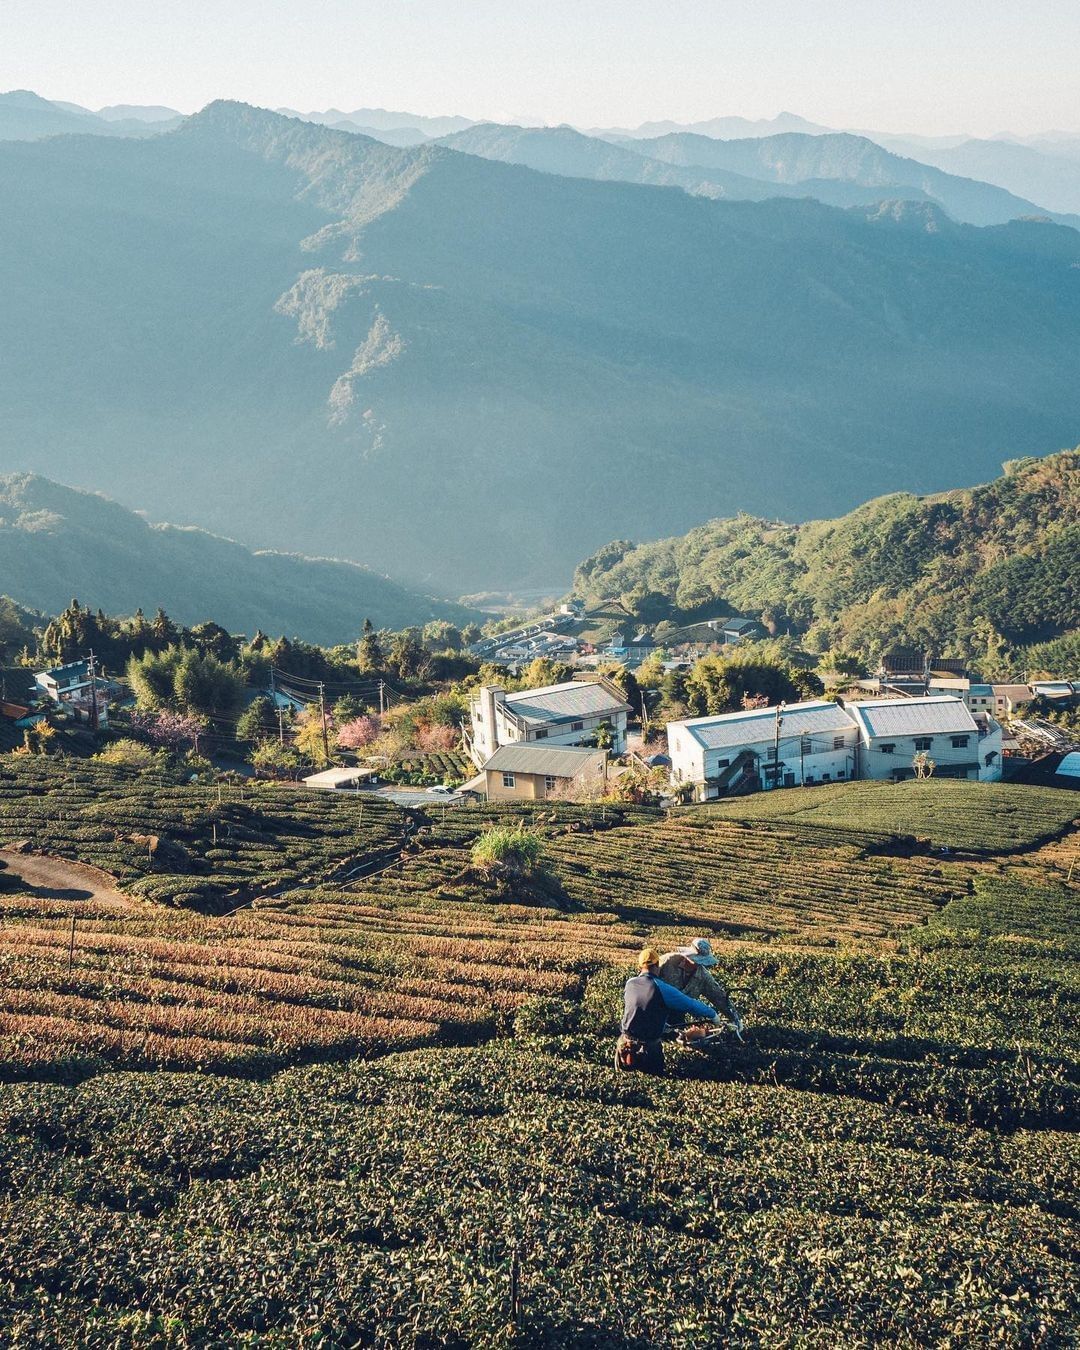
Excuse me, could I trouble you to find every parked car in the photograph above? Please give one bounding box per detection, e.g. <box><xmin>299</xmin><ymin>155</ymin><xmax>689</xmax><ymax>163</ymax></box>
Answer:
<box><xmin>427</xmin><ymin>784</ymin><xmax>458</xmax><ymax>795</ymax></box>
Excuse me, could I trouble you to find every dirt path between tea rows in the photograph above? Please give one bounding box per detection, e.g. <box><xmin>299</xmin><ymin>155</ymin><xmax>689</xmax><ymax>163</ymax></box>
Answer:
<box><xmin>0</xmin><ymin>850</ymin><xmax>132</xmax><ymax>910</ymax></box>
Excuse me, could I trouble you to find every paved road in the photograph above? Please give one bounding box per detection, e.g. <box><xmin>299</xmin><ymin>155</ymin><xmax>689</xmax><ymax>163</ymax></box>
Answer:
<box><xmin>367</xmin><ymin>788</ymin><xmax>468</xmax><ymax>808</ymax></box>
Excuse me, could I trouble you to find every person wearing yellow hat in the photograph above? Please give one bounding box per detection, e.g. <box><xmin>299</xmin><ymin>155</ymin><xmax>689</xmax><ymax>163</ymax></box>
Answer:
<box><xmin>616</xmin><ymin>946</ymin><xmax>720</xmax><ymax>1075</ymax></box>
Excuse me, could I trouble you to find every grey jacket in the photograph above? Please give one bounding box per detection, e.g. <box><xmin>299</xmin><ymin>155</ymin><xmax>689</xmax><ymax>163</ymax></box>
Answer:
<box><xmin>657</xmin><ymin>953</ymin><xmax>731</xmax><ymax>1015</ymax></box>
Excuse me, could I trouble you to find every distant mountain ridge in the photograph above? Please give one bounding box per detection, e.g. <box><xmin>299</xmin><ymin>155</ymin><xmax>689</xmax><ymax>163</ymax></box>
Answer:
<box><xmin>0</xmin><ymin>89</ymin><xmax>181</xmax><ymax>141</ymax></box>
<box><xmin>4</xmin><ymin>101</ymin><xmax>1080</xmax><ymax>590</ymax></box>
<box><xmin>572</xmin><ymin>449</ymin><xmax>1080</xmax><ymax>666</ymax></box>
<box><xmin>0</xmin><ymin>474</ymin><xmax>476</xmax><ymax>642</ymax></box>
<box><xmin>438</xmin><ymin>122</ymin><xmax>1076</xmax><ymax>226</ymax></box>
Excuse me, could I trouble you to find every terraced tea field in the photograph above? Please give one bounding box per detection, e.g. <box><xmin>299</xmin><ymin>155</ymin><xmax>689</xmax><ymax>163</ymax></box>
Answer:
<box><xmin>0</xmin><ymin>755</ymin><xmax>1076</xmax><ymax>1343</ymax></box>
<box><xmin>705</xmin><ymin>777</ymin><xmax>1078</xmax><ymax>853</ymax></box>
<box><xmin>0</xmin><ymin>758</ymin><xmax>1076</xmax><ymax>1081</ymax></box>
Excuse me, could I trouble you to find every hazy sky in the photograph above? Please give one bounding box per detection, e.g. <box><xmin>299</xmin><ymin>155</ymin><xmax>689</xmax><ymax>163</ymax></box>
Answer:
<box><xmin>3</xmin><ymin>0</ymin><xmax>1079</xmax><ymax>136</ymax></box>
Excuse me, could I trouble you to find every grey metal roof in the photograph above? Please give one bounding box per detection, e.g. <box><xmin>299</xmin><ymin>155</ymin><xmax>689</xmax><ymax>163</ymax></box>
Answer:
<box><xmin>504</xmin><ymin>680</ymin><xmax>630</xmax><ymax>725</ymax></box>
<box><xmin>847</xmin><ymin>696</ymin><xmax>977</xmax><ymax>739</ymax></box>
<box><xmin>483</xmin><ymin>743</ymin><xmax>606</xmax><ymax>777</ymax></box>
<box><xmin>676</xmin><ymin>701</ymin><xmax>855</xmax><ymax>752</ymax></box>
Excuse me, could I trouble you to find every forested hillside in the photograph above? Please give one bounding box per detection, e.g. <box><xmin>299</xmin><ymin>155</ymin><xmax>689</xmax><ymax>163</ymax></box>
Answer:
<box><xmin>573</xmin><ymin>449</ymin><xmax>1080</xmax><ymax>668</ymax></box>
<box><xmin>4</xmin><ymin>103</ymin><xmax>1080</xmax><ymax>588</ymax></box>
<box><xmin>0</xmin><ymin>474</ymin><xmax>474</xmax><ymax>641</ymax></box>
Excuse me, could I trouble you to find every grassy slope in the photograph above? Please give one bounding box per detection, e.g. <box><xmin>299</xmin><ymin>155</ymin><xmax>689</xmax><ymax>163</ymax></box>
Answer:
<box><xmin>0</xmin><ymin>763</ymin><xmax>1076</xmax><ymax>1343</ymax></box>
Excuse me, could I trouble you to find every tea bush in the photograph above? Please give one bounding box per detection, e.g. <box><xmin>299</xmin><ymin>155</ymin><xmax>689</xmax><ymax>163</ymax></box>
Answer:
<box><xmin>0</xmin><ymin>1045</ymin><xmax>1075</xmax><ymax>1346</ymax></box>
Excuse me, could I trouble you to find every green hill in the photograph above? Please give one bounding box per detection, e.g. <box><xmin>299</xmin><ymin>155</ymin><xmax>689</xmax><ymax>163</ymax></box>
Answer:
<box><xmin>572</xmin><ymin>448</ymin><xmax>1080</xmax><ymax>666</ymax></box>
<box><xmin>0</xmin><ymin>473</ymin><xmax>475</xmax><ymax>642</ymax></box>
<box><xmin>4</xmin><ymin>103</ymin><xmax>1080</xmax><ymax>588</ymax></box>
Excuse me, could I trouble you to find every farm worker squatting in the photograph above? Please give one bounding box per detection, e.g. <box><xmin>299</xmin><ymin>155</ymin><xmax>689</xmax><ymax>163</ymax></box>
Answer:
<box><xmin>657</xmin><ymin>937</ymin><xmax>736</xmax><ymax>1023</ymax></box>
<box><xmin>618</xmin><ymin>947</ymin><xmax>720</xmax><ymax>1075</ymax></box>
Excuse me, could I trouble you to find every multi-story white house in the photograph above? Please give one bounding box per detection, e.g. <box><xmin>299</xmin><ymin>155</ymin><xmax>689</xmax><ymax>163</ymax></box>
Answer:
<box><xmin>467</xmin><ymin>678</ymin><xmax>632</xmax><ymax>768</ymax></box>
<box><xmin>667</xmin><ymin>700</ymin><xmax>860</xmax><ymax>800</ymax></box>
<box><xmin>844</xmin><ymin>696</ymin><xmax>1003</xmax><ymax>782</ymax></box>
<box><xmin>668</xmin><ymin>694</ymin><xmax>1004</xmax><ymax>798</ymax></box>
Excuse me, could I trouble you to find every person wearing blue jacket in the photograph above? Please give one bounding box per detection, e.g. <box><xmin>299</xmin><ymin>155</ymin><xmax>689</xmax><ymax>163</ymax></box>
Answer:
<box><xmin>617</xmin><ymin>946</ymin><xmax>720</xmax><ymax>1075</ymax></box>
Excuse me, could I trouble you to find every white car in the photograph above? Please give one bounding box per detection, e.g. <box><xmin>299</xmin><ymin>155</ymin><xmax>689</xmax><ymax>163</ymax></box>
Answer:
<box><xmin>426</xmin><ymin>784</ymin><xmax>458</xmax><ymax>795</ymax></box>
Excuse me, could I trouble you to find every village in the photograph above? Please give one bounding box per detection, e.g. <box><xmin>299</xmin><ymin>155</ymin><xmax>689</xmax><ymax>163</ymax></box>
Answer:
<box><xmin>4</xmin><ymin>606</ymin><xmax>1078</xmax><ymax>809</ymax></box>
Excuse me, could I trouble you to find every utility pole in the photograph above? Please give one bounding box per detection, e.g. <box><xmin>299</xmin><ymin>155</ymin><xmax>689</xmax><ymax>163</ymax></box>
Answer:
<box><xmin>318</xmin><ymin>682</ymin><xmax>330</xmax><ymax>763</ymax></box>
<box><xmin>277</xmin><ymin>706</ymin><xmax>286</xmax><ymax>745</ymax></box>
<box><xmin>87</xmin><ymin>650</ymin><xmax>99</xmax><ymax>733</ymax></box>
<box><xmin>772</xmin><ymin>701</ymin><xmax>785</xmax><ymax>789</ymax></box>
<box><xmin>378</xmin><ymin>680</ymin><xmax>386</xmax><ymax>716</ymax></box>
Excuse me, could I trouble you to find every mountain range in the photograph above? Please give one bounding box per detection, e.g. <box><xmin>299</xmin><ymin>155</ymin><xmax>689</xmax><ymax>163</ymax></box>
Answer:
<box><xmin>0</xmin><ymin>89</ymin><xmax>181</xmax><ymax>140</ymax></box>
<box><xmin>439</xmin><ymin>123</ymin><xmax>1078</xmax><ymax>227</ymax></box>
<box><xmin>4</xmin><ymin>101</ymin><xmax>1080</xmax><ymax>590</ymax></box>
<box><xmin>0</xmin><ymin>474</ymin><xmax>475</xmax><ymax>643</ymax></box>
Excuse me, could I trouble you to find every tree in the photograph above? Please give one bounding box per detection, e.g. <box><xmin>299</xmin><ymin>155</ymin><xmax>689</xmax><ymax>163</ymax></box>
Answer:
<box><xmin>131</xmin><ymin>709</ymin><xmax>206</xmax><ymax>753</ymax></box>
<box><xmin>684</xmin><ymin>652</ymin><xmax>803</xmax><ymax>717</ymax></box>
<box><xmin>331</xmin><ymin>693</ymin><xmax>368</xmax><ymax>723</ymax></box>
<box><xmin>461</xmin><ymin>624</ymin><xmax>482</xmax><ymax>646</ymax></box>
<box><xmin>236</xmin><ymin>695</ymin><xmax>279</xmax><ymax>744</ymax></box>
<box><xmin>520</xmin><ymin>657</ymin><xmax>573</xmax><ymax>689</ymax></box>
<box><xmin>337</xmin><ymin>715</ymin><xmax>381</xmax><ymax>750</ymax></box>
<box><xmin>173</xmin><ymin>649</ymin><xmax>246</xmax><ymax>719</ymax></box>
<box><xmin>423</xmin><ymin>621</ymin><xmax>462</xmax><ymax>652</ymax></box>
<box><xmin>151</xmin><ymin>608</ymin><xmax>178</xmax><ymax>647</ymax></box>
<box><xmin>356</xmin><ymin>618</ymin><xmax>383</xmax><ymax>675</ymax></box>
<box><xmin>389</xmin><ymin>629</ymin><xmax>429</xmax><ymax>681</ymax></box>
<box><xmin>293</xmin><ymin>704</ymin><xmax>333</xmax><ymax>765</ymax></box>
<box><xmin>912</xmin><ymin>751</ymin><xmax>936</xmax><ymax>780</ymax></box>
<box><xmin>416</xmin><ymin>723</ymin><xmax>459</xmax><ymax>752</ymax></box>
<box><xmin>189</xmin><ymin>621</ymin><xmax>239</xmax><ymax>664</ymax></box>
<box><xmin>127</xmin><ymin>647</ymin><xmax>183</xmax><ymax>711</ymax></box>
<box><xmin>251</xmin><ymin>740</ymin><xmax>302</xmax><ymax>778</ymax></box>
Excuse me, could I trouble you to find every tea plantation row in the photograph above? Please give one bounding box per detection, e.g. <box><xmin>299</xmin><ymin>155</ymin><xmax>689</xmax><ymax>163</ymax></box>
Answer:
<box><xmin>0</xmin><ymin>1037</ymin><xmax>1075</xmax><ymax>1347</ymax></box>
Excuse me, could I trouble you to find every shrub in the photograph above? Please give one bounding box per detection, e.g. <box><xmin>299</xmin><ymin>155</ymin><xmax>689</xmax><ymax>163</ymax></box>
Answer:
<box><xmin>95</xmin><ymin>739</ymin><xmax>159</xmax><ymax>770</ymax></box>
<box><xmin>471</xmin><ymin>827</ymin><xmax>543</xmax><ymax>876</ymax></box>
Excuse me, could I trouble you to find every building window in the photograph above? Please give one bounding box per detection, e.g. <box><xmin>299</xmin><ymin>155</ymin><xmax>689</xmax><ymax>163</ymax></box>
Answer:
<box><xmin>571</xmin><ymin>721</ymin><xmax>584</xmax><ymax>732</ymax></box>
<box><xmin>833</xmin><ymin>736</ymin><xmax>845</xmax><ymax>750</ymax></box>
<box><xmin>951</xmin><ymin>735</ymin><xmax>969</xmax><ymax>748</ymax></box>
<box><xmin>715</xmin><ymin>758</ymin><xmax>730</xmax><ymax>769</ymax></box>
<box><xmin>544</xmin><ymin>776</ymin><xmax>558</xmax><ymax>791</ymax></box>
<box><xmin>801</xmin><ymin>736</ymin><xmax>812</xmax><ymax>755</ymax></box>
<box><xmin>914</xmin><ymin>737</ymin><xmax>933</xmax><ymax>751</ymax></box>
<box><xmin>502</xmin><ymin>773</ymin><xmax>516</xmax><ymax>788</ymax></box>
<box><xmin>534</xmin><ymin>730</ymin><xmax>548</xmax><ymax>739</ymax></box>
<box><xmin>837</xmin><ymin>770</ymin><xmax>846</xmax><ymax>778</ymax></box>
<box><xmin>880</xmin><ymin>743</ymin><xmax>895</xmax><ymax>754</ymax></box>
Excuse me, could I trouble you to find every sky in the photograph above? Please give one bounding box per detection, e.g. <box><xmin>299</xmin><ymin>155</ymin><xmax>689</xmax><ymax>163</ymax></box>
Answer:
<box><xmin>3</xmin><ymin>0</ymin><xmax>1080</xmax><ymax>136</ymax></box>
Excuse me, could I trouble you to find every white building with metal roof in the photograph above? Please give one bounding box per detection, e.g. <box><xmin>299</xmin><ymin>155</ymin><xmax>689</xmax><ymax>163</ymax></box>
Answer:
<box><xmin>845</xmin><ymin>695</ymin><xmax>1003</xmax><ymax>782</ymax></box>
<box><xmin>667</xmin><ymin>700</ymin><xmax>859</xmax><ymax>800</ymax></box>
<box><xmin>467</xmin><ymin>679</ymin><xmax>631</xmax><ymax>766</ymax></box>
